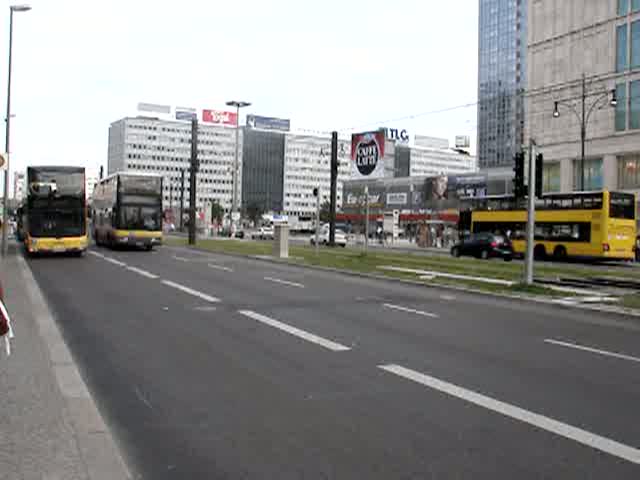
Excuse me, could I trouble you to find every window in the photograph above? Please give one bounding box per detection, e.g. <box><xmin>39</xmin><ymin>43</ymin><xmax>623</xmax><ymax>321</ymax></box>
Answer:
<box><xmin>631</xmin><ymin>81</ymin><xmax>640</xmax><ymax>129</ymax></box>
<box><xmin>633</xmin><ymin>22</ymin><xmax>640</xmax><ymax>69</ymax></box>
<box><xmin>616</xmin><ymin>83</ymin><xmax>628</xmax><ymax>131</ymax></box>
<box><xmin>618</xmin><ymin>155</ymin><xmax>640</xmax><ymax>188</ymax></box>
<box><xmin>618</xmin><ymin>24</ymin><xmax>628</xmax><ymax>72</ymax></box>
<box><xmin>542</xmin><ymin>163</ymin><xmax>561</xmax><ymax>193</ymax></box>
<box><xmin>610</xmin><ymin>192</ymin><xmax>636</xmax><ymax>219</ymax></box>
<box><xmin>573</xmin><ymin>158</ymin><xmax>603</xmax><ymax>190</ymax></box>
<box><xmin>634</xmin><ymin>0</ymin><xmax>640</xmax><ymax>12</ymax></box>
<box><xmin>620</xmin><ymin>0</ymin><xmax>629</xmax><ymax>15</ymax></box>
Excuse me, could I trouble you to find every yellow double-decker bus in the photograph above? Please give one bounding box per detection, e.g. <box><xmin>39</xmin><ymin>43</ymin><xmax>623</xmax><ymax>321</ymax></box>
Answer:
<box><xmin>469</xmin><ymin>190</ymin><xmax>636</xmax><ymax>261</ymax></box>
<box><xmin>92</xmin><ymin>172</ymin><xmax>163</xmax><ymax>250</ymax></box>
<box><xmin>23</xmin><ymin>166</ymin><xmax>89</xmax><ymax>256</ymax></box>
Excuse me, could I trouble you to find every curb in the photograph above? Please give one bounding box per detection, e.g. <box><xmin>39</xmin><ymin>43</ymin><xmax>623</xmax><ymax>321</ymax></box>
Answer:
<box><xmin>171</xmin><ymin>244</ymin><xmax>640</xmax><ymax>320</ymax></box>
<box><xmin>17</xmin><ymin>255</ymin><xmax>133</xmax><ymax>480</ymax></box>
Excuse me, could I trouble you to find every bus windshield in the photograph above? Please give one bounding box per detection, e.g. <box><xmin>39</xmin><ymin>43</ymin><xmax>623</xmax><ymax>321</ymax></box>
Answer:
<box><xmin>119</xmin><ymin>206</ymin><xmax>161</xmax><ymax>231</ymax></box>
<box><xmin>28</xmin><ymin>208</ymin><xmax>85</xmax><ymax>237</ymax></box>
<box><xmin>609</xmin><ymin>192</ymin><xmax>635</xmax><ymax>219</ymax></box>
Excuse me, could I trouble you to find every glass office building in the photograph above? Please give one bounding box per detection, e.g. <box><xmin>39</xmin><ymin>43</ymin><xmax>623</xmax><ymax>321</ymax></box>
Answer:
<box><xmin>477</xmin><ymin>0</ymin><xmax>527</xmax><ymax>170</ymax></box>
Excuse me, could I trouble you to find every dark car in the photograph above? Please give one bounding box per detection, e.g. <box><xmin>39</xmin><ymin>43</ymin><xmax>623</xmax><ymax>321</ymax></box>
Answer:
<box><xmin>451</xmin><ymin>233</ymin><xmax>514</xmax><ymax>261</ymax></box>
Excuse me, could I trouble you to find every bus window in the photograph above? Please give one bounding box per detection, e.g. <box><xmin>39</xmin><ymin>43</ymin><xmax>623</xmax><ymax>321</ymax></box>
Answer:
<box><xmin>609</xmin><ymin>192</ymin><xmax>635</xmax><ymax>219</ymax></box>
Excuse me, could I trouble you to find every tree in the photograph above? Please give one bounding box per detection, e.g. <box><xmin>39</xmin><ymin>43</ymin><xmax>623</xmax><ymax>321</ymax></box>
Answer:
<box><xmin>210</xmin><ymin>200</ymin><xmax>224</xmax><ymax>225</ymax></box>
<box><xmin>319</xmin><ymin>201</ymin><xmax>332</xmax><ymax>224</ymax></box>
<box><xmin>245</xmin><ymin>202</ymin><xmax>264</xmax><ymax>225</ymax></box>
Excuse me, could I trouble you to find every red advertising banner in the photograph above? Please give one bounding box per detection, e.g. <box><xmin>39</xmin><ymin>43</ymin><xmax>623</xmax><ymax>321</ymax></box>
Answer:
<box><xmin>202</xmin><ymin>109</ymin><xmax>238</xmax><ymax>125</ymax></box>
<box><xmin>351</xmin><ymin>130</ymin><xmax>386</xmax><ymax>179</ymax></box>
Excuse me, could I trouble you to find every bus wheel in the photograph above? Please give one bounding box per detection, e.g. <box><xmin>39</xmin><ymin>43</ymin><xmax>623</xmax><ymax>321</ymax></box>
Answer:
<box><xmin>553</xmin><ymin>245</ymin><xmax>567</xmax><ymax>261</ymax></box>
<box><xmin>534</xmin><ymin>245</ymin><xmax>547</xmax><ymax>260</ymax></box>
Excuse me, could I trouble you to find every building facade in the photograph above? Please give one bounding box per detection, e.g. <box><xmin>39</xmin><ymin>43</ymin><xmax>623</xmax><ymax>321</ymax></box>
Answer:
<box><xmin>477</xmin><ymin>0</ymin><xmax>527</xmax><ymax>171</ymax></box>
<box><xmin>13</xmin><ymin>172</ymin><xmax>25</xmax><ymax>202</ymax></box>
<box><xmin>108</xmin><ymin>116</ymin><xmax>242</xmax><ymax>213</ymax></box>
<box><xmin>526</xmin><ymin>0</ymin><xmax>640</xmax><ymax>195</ymax></box>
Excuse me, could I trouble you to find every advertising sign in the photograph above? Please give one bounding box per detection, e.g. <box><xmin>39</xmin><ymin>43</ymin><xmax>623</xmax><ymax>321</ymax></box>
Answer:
<box><xmin>386</xmin><ymin>128</ymin><xmax>410</xmax><ymax>143</ymax></box>
<box><xmin>455</xmin><ymin>135</ymin><xmax>471</xmax><ymax>149</ymax></box>
<box><xmin>176</xmin><ymin>110</ymin><xmax>197</xmax><ymax>121</ymax></box>
<box><xmin>386</xmin><ymin>192</ymin><xmax>408</xmax><ymax>205</ymax></box>
<box><xmin>351</xmin><ymin>131</ymin><xmax>386</xmax><ymax>179</ymax></box>
<box><xmin>202</xmin><ymin>109</ymin><xmax>238</xmax><ymax>126</ymax></box>
<box><xmin>137</xmin><ymin>103</ymin><xmax>171</xmax><ymax>114</ymax></box>
<box><xmin>246</xmin><ymin>115</ymin><xmax>290</xmax><ymax>132</ymax></box>
<box><xmin>424</xmin><ymin>174</ymin><xmax>488</xmax><ymax>210</ymax></box>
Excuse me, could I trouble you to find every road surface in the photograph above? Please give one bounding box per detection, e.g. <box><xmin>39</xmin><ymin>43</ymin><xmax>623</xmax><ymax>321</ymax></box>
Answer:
<box><xmin>26</xmin><ymin>244</ymin><xmax>640</xmax><ymax>479</ymax></box>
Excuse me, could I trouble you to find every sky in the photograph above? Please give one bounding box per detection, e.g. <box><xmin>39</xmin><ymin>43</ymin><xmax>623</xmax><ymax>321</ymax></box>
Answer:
<box><xmin>1</xmin><ymin>0</ymin><xmax>479</xmax><ymax>195</ymax></box>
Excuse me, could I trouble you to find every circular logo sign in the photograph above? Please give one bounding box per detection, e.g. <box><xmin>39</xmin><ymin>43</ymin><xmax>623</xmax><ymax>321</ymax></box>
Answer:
<box><xmin>354</xmin><ymin>135</ymin><xmax>380</xmax><ymax>176</ymax></box>
<box><xmin>0</xmin><ymin>154</ymin><xmax>5</xmax><ymax>169</ymax></box>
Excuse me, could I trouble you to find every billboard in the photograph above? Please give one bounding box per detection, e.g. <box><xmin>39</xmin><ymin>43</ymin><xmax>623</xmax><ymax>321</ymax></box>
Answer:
<box><xmin>246</xmin><ymin>114</ymin><xmax>290</xmax><ymax>132</ymax></box>
<box><xmin>455</xmin><ymin>135</ymin><xmax>471</xmax><ymax>149</ymax></box>
<box><xmin>176</xmin><ymin>110</ymin><xmax>197</xmax><ymax>121</ymax></box>
<box><xmin>202</xmin><ymin>109</ymin><xmax>238</xmax><ymax>125</ymax></box>
<box><xmin>351</xmin><ymin>131</ymin><xmax>386</xmax><ymax>179</ymax></box>
<box><xmin>424</xmin><ymin>174</ymin><xmax>487</xmax><ymax>210</ymax></box>
<box><xmin>137</xmin><ymin>102</ymin><xmax>171</xmax><ymax>114</ymax></box>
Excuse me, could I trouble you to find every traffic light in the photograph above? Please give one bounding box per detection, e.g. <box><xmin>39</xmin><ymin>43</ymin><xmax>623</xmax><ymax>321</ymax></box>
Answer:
<box><xmin>535</xmin><ymin>153</ymin><xmax>544</xmax><ymax>198</ymax></box>
<box><xmin>313</xmin><ymin>187</ymin><xmax>319</xmax><ymax>197</ymax></box>
<box><xmin>513</xmin><ymin>152</ymin><xmax>525</xmax><ymax>198</ymax></box>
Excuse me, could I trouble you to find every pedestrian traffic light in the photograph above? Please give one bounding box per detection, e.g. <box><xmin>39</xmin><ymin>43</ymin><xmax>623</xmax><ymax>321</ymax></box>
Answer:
<box><xmin>313</xmin><ymin>187</ymin><xmax>319</xmax><ymax>197</ymax></box>
<box><xmin>513</xmin><ymin>152</ymin><xmax>525</xmax><ymax>198</ymax></box>
<box><xmin>535</xmin><ymin>153</ymin><xmax>544</xmax><ymax>198</ymax></box>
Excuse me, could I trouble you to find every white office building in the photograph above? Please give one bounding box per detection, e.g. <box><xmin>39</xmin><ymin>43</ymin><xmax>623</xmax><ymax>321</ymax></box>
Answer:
<box><xmin>282</xmin><ymin>133</ymin><xmax>351</xmax><ymax>220</ymax></box>
<box><xmin>407</xmin><ymin>146</ymin><xmax>477</xmax><ymax>177</ymax></box>
<box><xmin>85</xmin><ymin>168</ymin><xmax>99</xmax><ymax>199</ymax></box>
<box><xmin>108</xmin><ymin>116</ymin><xmax>242</xmax><ymax>212</ymax></box>
<box><xmin>13</xmin><ymin>172</ymin><xmax>25</xmax><ymax>202</ymax></box>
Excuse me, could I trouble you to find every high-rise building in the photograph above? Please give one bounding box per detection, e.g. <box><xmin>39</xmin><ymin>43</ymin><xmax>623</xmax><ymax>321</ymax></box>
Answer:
<box><xmin>13</xmin><ymin>172</ymin><xmax>25</xmax><ymax>202</ymax></box>
<box><xmin>526</xmin><ymin>0</ymin><xmax>640</xmax><ymax>196</ymax></box>
<box><xmin>477</xmin><ymin>0</ymin><xmax>527</xmax><ymax>172</ymax></box>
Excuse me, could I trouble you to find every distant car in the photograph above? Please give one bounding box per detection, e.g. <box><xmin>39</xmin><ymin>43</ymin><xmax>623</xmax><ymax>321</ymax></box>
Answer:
<box><xmin>310</xmin><ymin>229</ymin><xmax>347</xmax><ymax>247</ymax></box>
<box><xmin>252</xmin><ymin>227</ymin><xmax>274</xmax><ymax>240</ymax></box>
<box><xmin>451</xmin><ymin>233</ymin><xmax>513</xmax><ymax>261</ymax></box>
<box><xmin>234</xmin><ymin>230</ymin><xmax>245</xmax><ymax>239</ymax></box>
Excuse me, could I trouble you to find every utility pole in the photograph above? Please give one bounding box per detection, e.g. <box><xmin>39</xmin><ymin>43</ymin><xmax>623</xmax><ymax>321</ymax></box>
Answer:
<box><xmin>580</xmin><ymin>73</ymin><xmax>586</xmax><ymax>192</ymax></box>
<box><xmin>188</xmin><ymin>117</ymin><xmax>199</xmax><ymax>245</ymax></box>
<box><xmin>329</xmin><ymin>131</ymin><xmax>338</xmax><ymax>246</ymax></box>
<box><xmin>364</xmin><ymin>185</ymin><xmax>369</xmax><ymax>254</ymax></box>
<box><xmin>179</xmin><ymin>168</ymin><xmax>185</xmax><ymax>232</ymax></box>
<box><xmin>524</xmin><ymin>139</ymin><xmax>537</xmax><ymax>285</ymax></box>
<box><xmin>315</xmin><ymin>187</ymin><xmax>320</xmax><ymax>255</ymax></box>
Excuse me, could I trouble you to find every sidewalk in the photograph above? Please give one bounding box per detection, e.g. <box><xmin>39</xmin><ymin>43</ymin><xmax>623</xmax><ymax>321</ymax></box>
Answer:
<box><xmin>0</xmin><ymin>245</ymin><xmax>131</xmax><ymax>480</ymax></box>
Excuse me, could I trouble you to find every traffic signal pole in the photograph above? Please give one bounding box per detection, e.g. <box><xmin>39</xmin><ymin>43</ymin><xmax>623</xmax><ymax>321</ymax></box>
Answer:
<box><xmin>524</xmin><ymin>139</ymin><xmax>537</xmax><ymax>285</ymax></box>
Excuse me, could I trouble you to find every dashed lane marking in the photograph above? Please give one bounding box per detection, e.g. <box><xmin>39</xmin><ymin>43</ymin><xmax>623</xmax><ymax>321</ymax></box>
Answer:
<box><xmin>161</xmin><ymin>280</ymin><xmax>220</xmax><ymax>303</ymax></box>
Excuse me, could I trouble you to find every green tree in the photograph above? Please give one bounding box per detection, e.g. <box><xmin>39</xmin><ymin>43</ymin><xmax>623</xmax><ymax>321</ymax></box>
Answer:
<box><xmin>210</xmin><ymin>200</ymin><xmax>224</xmax><ymax>224</ymax></box>
<box><xmin>245</xmin><ymin>202</ymin><xmax>264</xmax><ymax>225</ymax></box>
<box><xmin>319</xmin><ymin>201</ymin><xmax>332</xmax><ymax>224</ymax></box>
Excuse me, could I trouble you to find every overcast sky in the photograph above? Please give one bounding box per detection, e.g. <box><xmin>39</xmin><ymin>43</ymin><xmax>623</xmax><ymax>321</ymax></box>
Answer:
<box><xmin>1</xmin><ymin>0</ymin><xmax>478</xmax><ymax>192</ymax></box>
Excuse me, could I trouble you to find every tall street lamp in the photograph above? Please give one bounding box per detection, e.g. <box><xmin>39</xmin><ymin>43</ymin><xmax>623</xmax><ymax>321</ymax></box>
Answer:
<box><xmin>225</xmin><ymin>100</ymin><xmax>251</xmax><ymax>232</ymax></box>
<box><xmin>2</xmin><ymin>4</ymin><xmax>31</xmax><ymax>257</ymax></box>
<box><xmin>552</xmin><ymin>73</ymin><xmax>617</xmax><ymax>192</ymax></box>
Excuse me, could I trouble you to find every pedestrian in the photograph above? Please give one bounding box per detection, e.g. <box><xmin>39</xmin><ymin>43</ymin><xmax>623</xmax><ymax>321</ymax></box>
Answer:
<box><xmin>0</xmin><ymin>277</ymin><xmax>14</xmax><ymax>356</ymax></box>
<box><xmin>0</xmin><ymin>279</ymin><xmax>7</xmax><ymax>337</ymax></box>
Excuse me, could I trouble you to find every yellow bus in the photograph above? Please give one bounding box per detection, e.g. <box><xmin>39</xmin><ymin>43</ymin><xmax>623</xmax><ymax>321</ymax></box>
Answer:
<box><xmin>92</xmin><ymin>172</ymin><xmax>163</xmax><ymax>250</ymax></box>
<box><xmin>23</xmin><ymin>166</ymin><xmax>89</xmax><ymax>256</ymax></box>
<box><xmin>470</xmin><ymin>190</ymin><xmax>636</xmax><ymax>261</ymax></box>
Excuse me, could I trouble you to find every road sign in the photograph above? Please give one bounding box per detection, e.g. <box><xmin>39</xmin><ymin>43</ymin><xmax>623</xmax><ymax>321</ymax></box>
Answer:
<box><xmin>0</xmin><ymin>153</ymin><xmax>7</xmax><ymax>171</ymax></box>
<box><xmin>231</xmin><ymin>211</ymin><xmax>241</xmax><ymax>221</ymax></box>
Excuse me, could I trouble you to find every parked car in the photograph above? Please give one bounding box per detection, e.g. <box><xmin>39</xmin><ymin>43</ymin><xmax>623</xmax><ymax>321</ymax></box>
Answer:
<box><xmin>252</xmin><ymin>227</ymin><xmax>274</xmax><ymax>240</ymax></box>
<box><xmin>310</xmin><ymin>229</ymin><xmax>348</xmax><ymax>247</ymax></box>
<box><xmin>451</xmin><ymin>233</ymin><xmax>513</xmax><ymax>261</ymax></box>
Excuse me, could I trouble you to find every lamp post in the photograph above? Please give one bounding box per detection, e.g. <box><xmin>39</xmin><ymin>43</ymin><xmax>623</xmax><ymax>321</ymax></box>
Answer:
<box><xmin>225</xmin><ymin>100</ymin><xmax>251</xmax><ymax>232</ymax></box>
<box><xmin>2</xmin><ymin>4</ymin><xmax>31</xmax><ymax>257</ymax></box>
<box><xmin>552</xmin><ymin>73</ymin><xmax>617</xmax><ymax>191</ymax></box>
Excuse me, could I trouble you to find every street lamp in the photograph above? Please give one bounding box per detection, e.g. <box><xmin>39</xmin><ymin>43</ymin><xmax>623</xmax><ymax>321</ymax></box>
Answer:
<box><xmin>225</xmin><ymin>100</ymin><xmax>251</xmax><ymax>232</ymax></box>
<box><xmin>552</xmin><ymin>73</ymin><xmax>617</xmax><ymax>191</ymax></box>
<box><xmin>2</xmin><ymin>4</ymin><xmax>31</xmax><ymax>257</ymax></box>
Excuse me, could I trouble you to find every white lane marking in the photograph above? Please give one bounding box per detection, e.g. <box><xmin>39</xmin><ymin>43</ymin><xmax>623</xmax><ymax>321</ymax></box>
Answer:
<box><xmin>133</xmin><ymin>386</ymin><xmax>153</xmax><ymax>410</ymax></box>
<box><xmin>544</xmin><ymin>339</ymin><xmax>640</xmax><ymax>364</ymax></box>
<box><xmin>208</xmin><ymin>264</ymin><xmax>234</xmax><ymax>272</ymax></box>
<box><xmin>103</xmin><ymin>257</ymin><xmax>127</xmax><ymax>267</ymax></box>
<box><xmin>379</xmin><ymin>364</ymin><xmax>640</xmax><ymax>465</ymax></box>
<box><xmin>126</xmin><ymin>266</ymin><xmax>159</xmax><ymax>280</ymax></box>
<box><xmin>173</xmin><ymin>256</ymin><xmax>190</xmax><ymax>262</ymax></box>
<box><xmin>194</xmin><ymin>306</ymin><xmax>218</xmax><ymax>312</ymax></box>
<box><xmin>238</xmin><ymin>310</ymin><xmax>350</xmax><ymax>352</ymax></box>
<box><xmin>161</xmin><ymin>280</ymin><xmax>220</xmax><ymax>303</ymax></box>
<box><xmin>263</xmin><ymin>277</ymin><xmax>305</xmax><ymax>289</ymax></box>
<box><xmin>383</xmin><ymin>303</ymin><xmax>438</xmax><ymax>318</ymax></box>
<box><xmin>88</xmin><ymin>251</ymin><xmax>105</xmax><ymax>258</ymax></box>
<box><xmin>440</xmin><ymin>294</ymin><xmax>456</xmax><ymax>301</ymax></box>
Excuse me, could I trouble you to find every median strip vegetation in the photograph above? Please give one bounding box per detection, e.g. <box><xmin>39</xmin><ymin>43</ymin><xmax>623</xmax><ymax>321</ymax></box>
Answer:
<box><xmin>165</xmin><ymin>237</ymin><xmax>635</xmax><ymax>302</ymax></box>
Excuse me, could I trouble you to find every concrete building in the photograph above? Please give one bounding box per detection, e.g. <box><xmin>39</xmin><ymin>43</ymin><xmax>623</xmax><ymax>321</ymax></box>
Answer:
<box><xmin>85</xmin><ymin>168</ymin><xmax>99</xmax><ymax>199</ymax></box>
<box><xmin>526</xmin><ymin>0</ymin><xmax>637</xmax><ymax>195</ymax></box>
<box><xmin>477</xmin><ymin>0</ymin><xmax>528</xmax><ymax>172</ymax></box>
<box><xmin>13</xmin><ymin>172</ymin><xmax>25</xmax><ymax>202</ymax></box>
<box><xmin>402</xmin><ymin>145</ymin><xmax>477</xmax><ymax>177</ymax></box>
<box><xmin>108</xmin><ymin>116</ymin><xmax>241</xmax><ymax>212</ymax></box>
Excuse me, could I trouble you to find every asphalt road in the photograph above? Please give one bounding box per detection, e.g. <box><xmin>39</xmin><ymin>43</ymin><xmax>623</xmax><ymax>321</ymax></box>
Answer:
<box><xmin>26</xmin><ymin>244</ymin><xmax>640</xmax><ymax>479</ymax></box>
